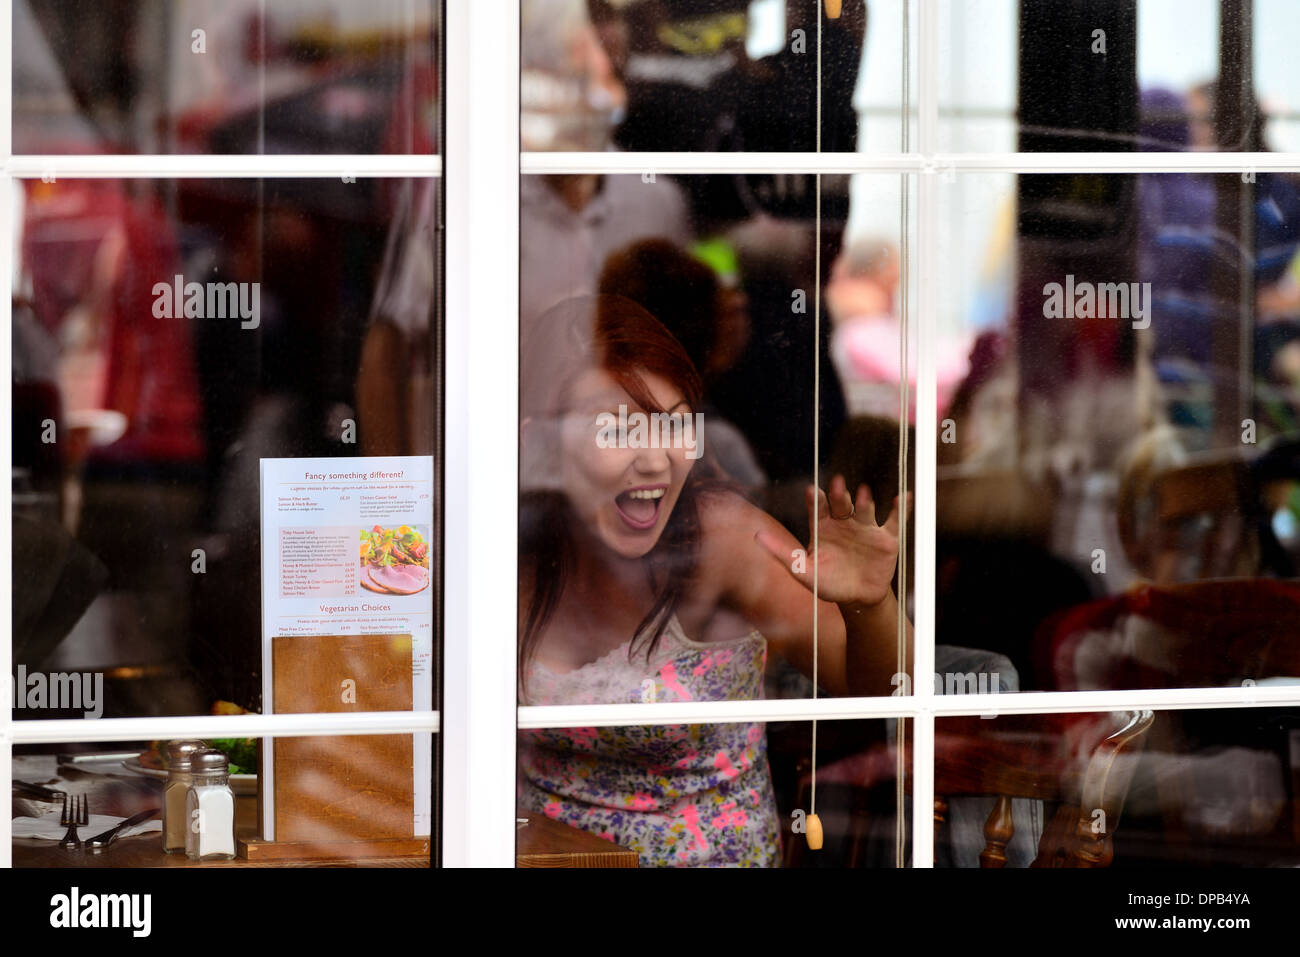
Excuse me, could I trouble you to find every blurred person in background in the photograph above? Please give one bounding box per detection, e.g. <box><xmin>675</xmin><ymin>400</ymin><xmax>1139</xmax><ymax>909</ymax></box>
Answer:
<box><xmin>827</xmin><ymin>236</ymin><xmax>969</xmax><ymax>423</ymax></box>
<box><xmin>1140</xmin><ymin>84</ymin><xmax>1300</xmax><ymax>441</ymax></box>
<box><xmin>521</xmin><ymin>0</ymin><xmax>693</xmax><ymax>330</ymax></box>
<box><xmin>577</xmin><ymin>1</ymin><xmax>866</xmax><ymax>518</ymax></box>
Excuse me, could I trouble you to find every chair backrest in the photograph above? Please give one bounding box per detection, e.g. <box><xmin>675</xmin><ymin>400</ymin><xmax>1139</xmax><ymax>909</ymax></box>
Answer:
<box><xmin>1031</xmin><ymin>709</ymin><xmax>1155</xmax><ymax>867</ymax></box>
<box><xmin>781</xmin><ymin>711</ymin><xmax>1157</xmax><ymax>867</ymax></box>
<box><xmin>1043</xmin><ymin>580</ymin><xmax>1300</xmax><ymax>691</ymax></box>
<box><xmin>1119</xmin><ymin>450</ymin><xmax>1256</xmax><ymax>582</ymax></box>
<box><xmin>929</xmin><ymin>710</ymin><xmax>1155</xmax><ymax>868</ymax></box>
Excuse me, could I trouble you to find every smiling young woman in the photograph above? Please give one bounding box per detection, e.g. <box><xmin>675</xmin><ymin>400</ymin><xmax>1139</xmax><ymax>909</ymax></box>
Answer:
<box><xmin>516</xmin><ymin>294</ymin><xmax>912</xmax><ymax>866</ymax></box>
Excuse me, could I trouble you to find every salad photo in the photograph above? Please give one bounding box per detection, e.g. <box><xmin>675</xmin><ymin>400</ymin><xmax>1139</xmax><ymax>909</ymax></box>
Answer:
<box><xmin>359</xmin><ymin>524</ymin><xmax>431</xmax><ymax>595</ymax></box>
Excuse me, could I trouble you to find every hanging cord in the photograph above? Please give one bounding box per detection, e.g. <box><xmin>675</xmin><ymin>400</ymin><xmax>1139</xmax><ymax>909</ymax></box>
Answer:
<box><xmin>810</xmin><ymin>0</ymin><xmax>824</xmax><ymax>822</ymax></box>
<box><xmin>895</xmin><ymin>0</ymin><xmax>911</xmax><ymax>871</ymax></box>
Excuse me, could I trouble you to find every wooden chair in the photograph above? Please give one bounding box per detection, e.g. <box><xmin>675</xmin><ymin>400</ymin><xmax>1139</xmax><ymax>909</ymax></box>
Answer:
<box><xmin>1038</xmin><ymin>580</ymin><xmax>1300</xmax><ymax>861</ymax></box>
<box><xmin>782</xmin><ymin>709</ymin><xmax>1154</xmax><ymax>867</ymax></box>
<box><xmin>1118</xmin><ymin>448</ymin><xmax>1256</xmax><ymax>583</ymax></box>
<box><xmin>1026</xmin><ymin>710</ymin><xmax>1155</xmax><ymax>867</ymax></box>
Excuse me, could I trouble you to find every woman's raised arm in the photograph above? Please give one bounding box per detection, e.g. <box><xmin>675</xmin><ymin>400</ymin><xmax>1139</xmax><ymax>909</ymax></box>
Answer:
<box><xmin>703</xmin><ymin>479</ymin><xmax>912</xmax><ymax>698</ymax></box>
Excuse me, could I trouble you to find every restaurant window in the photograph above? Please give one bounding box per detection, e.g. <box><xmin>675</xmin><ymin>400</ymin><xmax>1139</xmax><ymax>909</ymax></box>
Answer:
<box><xmin>7</xmin><ymin>0</ymin><xmax>1300</xmax><ymax>874</ymax></box>
<box><xmin>6</xmin><ymin>0</ymin><xmax>442</xmax><ymax>867</ymax></box>
<box><xmin>506</xmin><ymin>0</ymin><xmax>1300</xmax><ymax>870</ymax></box>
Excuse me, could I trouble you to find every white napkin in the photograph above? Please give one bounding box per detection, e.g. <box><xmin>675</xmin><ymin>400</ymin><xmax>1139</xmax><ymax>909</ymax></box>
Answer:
<box><xmin>12</xmin><ymin>810</ymin><xmax>162</xmax><ymax>841</ymax></box>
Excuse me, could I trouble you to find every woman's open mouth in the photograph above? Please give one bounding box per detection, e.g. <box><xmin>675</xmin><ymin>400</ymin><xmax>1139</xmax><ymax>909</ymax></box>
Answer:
<box><xmin>614</xmin><ymin>485</ymin><xmax>667</xmax><ymax>530</ymax></box>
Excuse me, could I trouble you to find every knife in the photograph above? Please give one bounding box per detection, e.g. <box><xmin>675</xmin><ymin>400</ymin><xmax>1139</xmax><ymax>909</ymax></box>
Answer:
<box><xmin>12</xmin><ymin>780</ymin><xmax>66</xmax><ymax>801</ymax></box>
<box><xmin>85</xmin><ymin>808</ymin><xmax>161</xmax><ymax>849</ymax></box>
<box><xmin>57</xmin><ymin>751</ymin><xmax>144</xmax><ymax>765</ymax></box>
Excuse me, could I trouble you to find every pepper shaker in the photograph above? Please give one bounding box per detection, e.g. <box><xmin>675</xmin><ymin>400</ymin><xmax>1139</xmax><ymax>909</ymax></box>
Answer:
<box><xmin>163</xmin><ymin>740</ymin><xmax>205</xmax><ymax>854</ymax></box>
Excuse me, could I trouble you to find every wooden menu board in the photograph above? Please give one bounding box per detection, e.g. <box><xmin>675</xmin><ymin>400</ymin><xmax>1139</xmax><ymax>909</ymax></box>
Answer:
<box><xmin>270</xmin><ymin>633</ymin><xmax>414</xmax><ymax>842</ymax></box>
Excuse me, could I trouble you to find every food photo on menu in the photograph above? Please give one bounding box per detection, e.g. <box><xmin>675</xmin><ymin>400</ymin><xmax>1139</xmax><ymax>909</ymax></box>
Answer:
<box><xmin>359</xmin><ymin>525</ymin><xmax>431</xmax><ymax>596</ymax></box>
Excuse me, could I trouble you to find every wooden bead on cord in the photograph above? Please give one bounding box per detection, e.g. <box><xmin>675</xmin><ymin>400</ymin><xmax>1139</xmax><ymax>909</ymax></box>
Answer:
<box><xmin>805</xmin><ymin>813</ymin><xmax>824</xmax><ymax>850</ymax></box>
<box><xmin>824</xmin><ymin>0</ymin><xmax>843</xmax><ymax>19</ymax></box>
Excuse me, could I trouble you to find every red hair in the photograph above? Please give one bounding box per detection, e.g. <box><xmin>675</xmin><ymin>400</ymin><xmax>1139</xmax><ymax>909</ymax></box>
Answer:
<box><xmin>518</xmin><ymin>294</ymin><xmax>714</xmax><ymax>699</ymax></box>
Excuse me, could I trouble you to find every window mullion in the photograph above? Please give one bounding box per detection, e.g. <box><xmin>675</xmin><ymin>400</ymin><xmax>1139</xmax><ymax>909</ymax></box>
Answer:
<box><xmin>442</xmin><ymin>0</ymin><xmax>519</xmax><ymax>869</ymax></box>
<box><xmin>911</xmin><ymin>0</ymin><xmax>941</xmax><ymax>870</ymax></box>
<box><xmin>2</xmin><ymin>0</ymin><xmax>14</xmax><ymax>869</ymax></box>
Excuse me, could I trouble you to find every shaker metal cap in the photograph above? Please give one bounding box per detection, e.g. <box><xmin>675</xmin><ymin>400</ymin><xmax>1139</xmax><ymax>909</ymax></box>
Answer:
<box><xmin>166</xmin><ymin>739</ymin><xmax>207</xmax><ymax>771</ymax></box>
<box><xmin>190</xmin><ymin>748</ymin><xmax>229</xmax><ymax>773</ymax></box>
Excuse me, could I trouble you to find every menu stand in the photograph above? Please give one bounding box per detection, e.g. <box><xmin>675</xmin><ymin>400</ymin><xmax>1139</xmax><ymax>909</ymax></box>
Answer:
<box><xmin>243</xmin><ymin>633</ymin><xmax>429</xmax><ymax>862</ymax></box>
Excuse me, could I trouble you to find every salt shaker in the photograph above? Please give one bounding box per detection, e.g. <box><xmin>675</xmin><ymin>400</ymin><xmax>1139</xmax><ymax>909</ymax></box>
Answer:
<box><xmin>185</xmin><ymin>749</ymin><xmax>237</xmax><ymax>861</ymax></box>
<box><xmin>163</xmin><ymin>740</ymin><xmax>205</xmax><ymax>854</ymax></box>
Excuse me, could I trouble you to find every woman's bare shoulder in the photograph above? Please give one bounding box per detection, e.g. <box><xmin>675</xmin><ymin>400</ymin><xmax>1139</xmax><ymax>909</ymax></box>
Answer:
<box><xmin>677</xmin><ymin>487</ymin><xmax>764</xmax><ymax>620</ymax></box>
<box><xmin>696</xmin><ymin>485</ymin><xmax>765</xmax><ymax>537</ymax></box>
<box><xmin>694</xmin><ymin>486</ymin><xmax>780</xmax><ymax>580</ymax></box>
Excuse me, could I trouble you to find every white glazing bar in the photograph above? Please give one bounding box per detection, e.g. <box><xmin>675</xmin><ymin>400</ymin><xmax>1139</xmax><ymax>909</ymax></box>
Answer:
<box><xmin>521</xmin><ymin>150</ymin><xmax>1300</xmax><ymax>175</ymax></box>
<box><xmin>1</xmin><ymin>0</ymin><xmax>13</xmax><ymax>869</ymax></box>
<box><xmin>909</xmin><ymin>0</ymin><xmax>941</xmax><ymax>871</ymax></box>
<box><xmin>10</xmin><ymin>711</ymin><xmax>440</xmax><ymax>745</ymax></box>
<box><xmin>924</xmin><ymin>685</ymin><xmax>1300</xmax><ymax>714</ymax></box>
<box><xmin>518</xmin><ymin>698</ymin><xmax>926</xmax><ymax>730</ymax></box>
<box><xmin>5</xmin><ymin>154</ymin><xmax>442</xmax><ymax>179</ymax></box>
<box><xmin>442</xmin><ymin>0</ymin><xmax>519</xmax><ymax>869</ymax></box>
<box><xmin>936</xmin><ymin>151</ymin><xmax>1300</xmax><ymax>173</ymax></box>
<box><xmin>518</xmin><ymin>682</ymin><xmax>1300</xmax><ymax>728</ymax></box>
<box><xmin>523</xmin><ymin>150</ymin><xmax>924</xmax><ymax>174</ymax></box>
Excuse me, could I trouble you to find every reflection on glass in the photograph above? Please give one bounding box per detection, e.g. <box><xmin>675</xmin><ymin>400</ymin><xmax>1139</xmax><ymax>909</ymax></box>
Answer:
<box><xmin>519</xmin><ymin>171</ymin><xmax>914</xmax><ymax>741</ymax></box>
<box><xmin>12</xmin><ymin>177</ymin><xmax>439</xmax><ymax>718</ymax></box>
<box><xmin>941</xmin><ymin>0</ymin><xmax>1300</xmax><ymax>153</ymax></box>
<box><xmin>517</xmin><ymin>719</ymin><xmax>903</xmax><ymax>867</ymax></box>
<box><xmin>936</xmin><ymin>171</ymin><xmax>1300</xmax><ymax>693</ymax></box>
<box><xmin>934</xmin><ymin>708</ymin><xmax>1300</xmax><ymax>868</ymax></box>
<box><xmin>13</xmin><ymin>0</ymin><xmax>440</xmax><ymax>154</ymax></box>
<box><xmin>11</xmin><ymin>734</ymin><xmax>436</xmax><ymax>867</ymax></box>
<box><xmin>515</xmin><ymin>169</ymin><xmax>918</xmax><ymax>866</ymax></box>
<box><xmin>522</xmin><ymin>0</ymin><xmax>883</xmax><ymax>153</ymax></box>
<box><xmin>519</xmin><ymin>169</ymin><xmax>902</xmax><ymax>528</ymax></box>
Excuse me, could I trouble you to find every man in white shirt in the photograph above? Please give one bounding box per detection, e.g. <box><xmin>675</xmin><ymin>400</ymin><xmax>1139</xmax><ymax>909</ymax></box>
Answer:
<box><xmin>521</xmin><ymin>172</ymin><xmax>691</xmax><ymax>329</ymax></box>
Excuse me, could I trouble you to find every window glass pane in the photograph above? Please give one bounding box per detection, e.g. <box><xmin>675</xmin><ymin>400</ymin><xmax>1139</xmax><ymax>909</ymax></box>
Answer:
<box><xmin>518</xmin><ymin>171</ymin><xmax>911</xmax><ymax>705</ymax></box>
<box><xmin>13</xmin><ymin>0</ymin><xmax>440</xmax><ymax>155</ymax></box>
<box><xmin>12</xmin><ymin>733</ymin><xmax>436</xmax><ymax>866</ymax></box>
<box><xmin>936</xmin><ymin>170</ymin><xmax>1300</xmax><ymax>693</ymax></box>
<box><xmin>934</xmin><ymin>708</ymin><xmax>1300</xmax><ymax>867</ymax></box>
<box><xmin>517</xmin><ymin>718</ymin><xmax>905</xmax><ymax>866</ymax></box>
<box><xmin>1256</xmin><ymin>0</ymin><xmax>1300</xmax><ymax>152</ymax></box>
<box><xmin>12</xmin><ymin>175</ymin><xmax>441</xmax><ymax>720</ymax></box>
<box><xmin>521</xmin><ymin>0</ymin><xmax>905</xmax><ymax>153</ymax></box>
<box><xmin>941</xmin><ymin>0</ymin><xmax>1300</xmax><ymax>154</ymax></box>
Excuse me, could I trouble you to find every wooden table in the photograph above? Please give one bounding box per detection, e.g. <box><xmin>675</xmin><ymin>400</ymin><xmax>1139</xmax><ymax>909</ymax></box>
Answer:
<box><xmin>14</xmin><ymin>755</ymin><xmax>637</xmax><ymax>867</ymax></box>
<box><xmin>12</xmin><ymin>753</ymin><xmax>428</xmax><ymax>868</ymax></box>
<box><xmin>515</xmin><ymin>809</ymin><xmax>639</xmax><ymax>868</ymax></box>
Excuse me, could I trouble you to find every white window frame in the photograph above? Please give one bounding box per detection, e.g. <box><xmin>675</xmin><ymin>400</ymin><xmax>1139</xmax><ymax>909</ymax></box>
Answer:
<box><xmin>0</xmin><ymin>0</ymin><xmax>443</xmax><ymax>868</ymax></box>
<box><xmin>496</xmin><ymin>0</ymin><xmax>1300</xmax><ymax>870</ymax></box>
<box><xmin>5</xmin><ymin>0</ymin><xmax>1300</xmax><ymax>871</ymax></box>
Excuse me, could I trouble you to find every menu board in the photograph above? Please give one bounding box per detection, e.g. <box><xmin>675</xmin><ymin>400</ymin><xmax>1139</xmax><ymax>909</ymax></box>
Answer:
<box><xmin>260</xmin><ymin>456</ymin><xmax>433</xmax><ymax>840</ymax></box>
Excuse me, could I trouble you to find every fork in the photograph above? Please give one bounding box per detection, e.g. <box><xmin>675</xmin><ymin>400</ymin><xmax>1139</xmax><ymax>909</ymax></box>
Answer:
<box><xmin>58</xmin><ymin>793</ymin><xmax>88</xmax><ymax>849</ymax></box>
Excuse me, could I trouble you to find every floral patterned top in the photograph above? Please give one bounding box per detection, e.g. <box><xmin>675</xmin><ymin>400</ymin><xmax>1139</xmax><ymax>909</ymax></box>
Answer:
<box><xmin>518</xmin><ymin>615</ymin><xmax>781</xmax><ymax>867</ymax></box>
